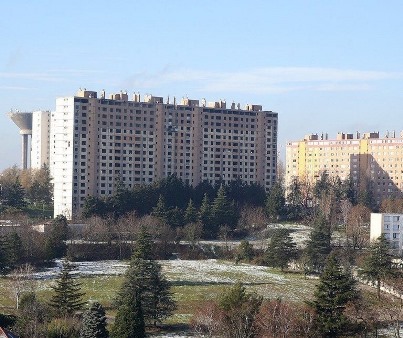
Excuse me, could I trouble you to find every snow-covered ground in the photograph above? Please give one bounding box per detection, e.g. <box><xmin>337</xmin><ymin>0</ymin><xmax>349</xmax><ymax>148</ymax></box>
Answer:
<box><xmin>31</xmin><ymin>259</ymin><xmax>288</xmax><ymax>286</ymax></box>
<box><xmin>163</xmin><ymin>259</ymin><xmax>287</xmax><ymax>284</ymax></box>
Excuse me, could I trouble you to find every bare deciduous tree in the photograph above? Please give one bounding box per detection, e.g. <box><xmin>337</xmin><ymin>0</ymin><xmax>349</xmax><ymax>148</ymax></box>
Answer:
<box><xmin>8</xmin><ymin>263</ymin><xmax>36</xmax><ymax>310</ymax></box>
<box><xmin>346</xmin><ymin>204</ymin><xmax>371</xmax><ymax>250</ymax></box>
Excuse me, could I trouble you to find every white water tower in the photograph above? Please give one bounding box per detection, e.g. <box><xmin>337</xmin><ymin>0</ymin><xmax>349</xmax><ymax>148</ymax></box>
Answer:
<box><xmin>8</xmin><ymin>111</ymin><xmax>33</xmax><ymax>169</ymax></box>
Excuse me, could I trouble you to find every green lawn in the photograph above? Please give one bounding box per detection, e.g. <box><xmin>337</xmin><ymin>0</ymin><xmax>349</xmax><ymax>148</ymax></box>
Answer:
<box><xmin>0</xmin><ymin>259</ymin><xmax>318</xmax><ymax>325</ymax></box>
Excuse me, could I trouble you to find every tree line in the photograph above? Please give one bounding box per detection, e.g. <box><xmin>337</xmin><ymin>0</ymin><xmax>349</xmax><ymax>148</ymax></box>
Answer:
<box><xmin>0</xmin><ymin>165</ymin><xmax>53</xmax><ymax>212</ymax></box>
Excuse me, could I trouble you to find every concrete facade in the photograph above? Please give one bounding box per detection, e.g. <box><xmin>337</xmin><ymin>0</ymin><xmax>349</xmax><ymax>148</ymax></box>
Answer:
<box><xmin>46</xmin><ymin>90</ymin><xmax>278</xmax><ymax>218</ymax></box>
<box><xmin>286</xmin><ymin>132</ymin><xmax>403</xmax><ymax>204</ymax></box>
<box><xmin>31</xmin><ymin>110</ymin><xmax>51</xmax><ymax>169</ymax></box>
<box><xmin>370</xmin><ymin>213</ymin><xmax>403</xmax><ymax>255</ymax></box>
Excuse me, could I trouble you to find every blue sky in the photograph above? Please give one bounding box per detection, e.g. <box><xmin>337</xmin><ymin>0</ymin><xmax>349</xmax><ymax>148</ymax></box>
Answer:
<box><xmin>1</xmin><ymin>0</ymin><xmax>403</xmax><ymax>170</ymax></box>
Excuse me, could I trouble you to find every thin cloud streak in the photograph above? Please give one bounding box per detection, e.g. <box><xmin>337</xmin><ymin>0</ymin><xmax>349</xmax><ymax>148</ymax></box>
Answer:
<box><xmin>123</xmin><ymin>67</ymin><xmax>402</xmax><ymax>94</ymax></box>
<box><xmin>0</xmin><ymin>69</ymin><xmax>104</xmax><ymax>82</ymax></box>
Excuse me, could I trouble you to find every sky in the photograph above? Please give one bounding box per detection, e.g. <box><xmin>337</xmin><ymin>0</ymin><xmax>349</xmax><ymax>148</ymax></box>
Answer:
<box><xmin>1</xmin><ymin>0</ymin><xmax>403</xmax><ymax>171</ymax></box>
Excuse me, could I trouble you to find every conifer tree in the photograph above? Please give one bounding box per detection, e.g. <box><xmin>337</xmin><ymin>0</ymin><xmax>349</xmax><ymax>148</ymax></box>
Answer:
<box><xmin>211</xmin><ymin>185</ymin><xmax>236</xmax><ymax>229</ymax></box>
<box><xmin>266</xmin><ymin>182</ymin><xmax>285</xmax><ymax>221</ymax></box>
<box><xmin>218</xmin><ymin>283</ymin><xmax>262</xmax><ymax>338</ymax></box>
<box><xmin>2</xmin><ymin>176</ymin><xmax>26</xmax><ymax>208</ymax></box>
<box><xmin>80</xmin><ymin>302</ymin><xmax>109</xmax><ymax>338</ymax></box>
<box><xmin>112</xmin><ymin>290</ymin><xmax>144</xmax><ymax>338</ymax></box>
<box><xmin>360</xmin><ymin>235</ymin><xmax>393</xmax><ymax>299</ymax></box>
<box><xmin>49</xmin><ymin>261</ymin><xmax>85</xmax><ymax>317</ymax></box>
<box><xmin>184</xmin><ymin>199</ymin><xmax>198</xmax><ymax>224</ymax></box>
<box><xmin>116</xmin><ymin>229</ymin><xmax>176</xmax><ymax>326</ymax></box>
<box><xmin>45</xmin><ymin>215</ymin><xmax>69</xmax><ymax>259</ymax></box>
<box><xmin>311</xmin><ymin>253</ymin><xmax>359</xmax><ymax>338</ymax></box>
<box><xmin>304</xmin><ymin>215</ymin><xmax>332</xmax><ymax>273</ymax></box>
<box><xmin>199</xmin><ymin>193</ymin><xmax>212</xmax><ymax>236</ymax></box>
<box><xmin>265</xmin><ymin>229</ymin><xmax>297</xmax><ymax>271</ymax></box>
<box><xmin>132</xmin><ymin>227</ymin><xmax>153</xmax><ymax>260</ymax></box>
<box><xmin>0</xmin><ymin>234</ymin><xmax>7</xmax><ymax>273</ymax></box>
<box><xmin>152</xmin><ymin>194</ymin><xmax>168</xmax><ymax>224</ymax></box>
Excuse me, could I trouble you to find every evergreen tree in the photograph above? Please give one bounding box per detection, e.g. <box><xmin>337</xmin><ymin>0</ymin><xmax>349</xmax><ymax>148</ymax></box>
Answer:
<box><xmin>313</xmin><ymin>172</ymin><xmax>331</xmax><ymax>199</ymax></box>
<box><xmin>211</xmin><ymin>185</ymin><xmax>237</xmax><ymax>229</ymax></box>
<box><xmin>0</xmin><ymin>232</ymin><xmax>23</xmax><ymax>272</ymax></box>
<box><xmin>265</xmin><ymin>229</ymin><xmax>297</xmax><ymax>271</ymax></box>
<box><xmin>0</xmin><ymin>234</ymin><xmax>7</xmax><ymax>273</ymax></box>
<box><xmin>311</xmin><ymin>254</ymin><xmax>359</xmax><ymax>338</ymax></box>
<box><xmin>286</xmin><ymin>177</ymin><xmax>304</xmax><ymax>220</ymax></box>
<box><xmin>218</xmin><ymin>283</ymin><xmax>262</xmax><ymax>338</ymax></box>
<box><xmin>49</xmin><ymin>261</ymin><xmax>85</xmax><ymax>317</ymax></box>
<box><xmin>342</xmin><ymin>175</ymin><xmax>357</xmax><ymax>205</ymax></box>
<box><xmin>132</xmin><ymin>227</ymin><xmax>153</xmax><ymax>260</ymax></box>
<box><xmin>116</xmin><ymin>229</ymin><xmax>176</xmax><ymax>326</ymax></box>
<box><xmin>236</xmin><ymin>240</ymin><xmax>254</xmax><ymax>262</ymax></box>
<box><xmin>112</xmin><ymin>290</ymin><xmax>144</xmax><ymax>338</ymax></box>
<box><xmin>184</xmin><ymin>199</ymin><xmax>198</xmax><ymax>224</ymax></box>
<box><xmin>199</xmin><ymin>193</ymin><xmax>212</xmax><ymax>236</ymax></box>
<box><xmin>165</xmin><ymin>206</ymin><xmax>185</xmax><ymax>227</ymax></box>
<box><xmin>45</xmin><ymin>215</ymin><xmax>69</xmax><ymax>259</ymax></box>
<box><xmin>152</xmin><ymin>194</ymin><xmax>168</xmax><ymax>222</ymax></box>
<box><xmin>359</xmin><ymin>235</ymin><xmax>393</xmax><ymax>299</ymax></box>
<box><xmin>304</xmin><ymin>215</ymin><xmax>332</xmax><ymax>273</ymax></box>
<box><xmin>205</xmin><ymin>185</ymin><xmax>238</xmax><ymax>238</ymax></box>
<box><xmin>2</xmin><ymin>176</ymin><xmax>26</xmax><ymax>208</ymax></box>
<box><xmin>80</xmin><ymin>302</ymin><xmax>109</xmax><ymax>338</ymax></box>
<box><xmin>7</xmin><ymin>232</ymin><xmax>23</xmax><ymax>266</ymax></box>
<box><xmin>266</xmin><ymin>182</ymin><xmax>285</xmax><ymax>221</ymax></box>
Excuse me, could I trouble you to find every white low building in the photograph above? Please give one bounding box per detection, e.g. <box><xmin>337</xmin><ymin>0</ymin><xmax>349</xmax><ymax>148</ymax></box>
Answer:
<box><xmin>370</xmin><ymin>213</ymin><xmax>403</xmax><ymax>255</ymax></box>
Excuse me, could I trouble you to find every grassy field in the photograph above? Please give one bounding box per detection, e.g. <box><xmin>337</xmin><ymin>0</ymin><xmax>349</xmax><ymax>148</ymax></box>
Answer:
<box><xmin>0</xmin><ymin>259</ymin><xmax>318</xmax><ymax>325</ymax></box>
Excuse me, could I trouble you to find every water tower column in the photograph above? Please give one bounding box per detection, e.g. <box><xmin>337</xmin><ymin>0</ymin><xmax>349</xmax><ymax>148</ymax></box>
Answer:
<box><xmin>21</xmin><ymin>132</ymin><xmax>30</xmax><ymax>170</ymax></box>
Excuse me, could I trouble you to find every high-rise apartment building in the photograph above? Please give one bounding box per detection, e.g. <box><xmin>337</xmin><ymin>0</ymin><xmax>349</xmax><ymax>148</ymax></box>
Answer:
<box><xmin>31</xmin><ymin>110</ymin><xmax>51</xmax><ymax>169</ymax></box>
<box><xmin>286</xmin><ymin>132</ymin><xmax>403</xmax><ymax>204</ymax></box>
<box><xmin>43</xmin><ymin>89</ymin><xmax>278</xmax><ymax>218</ymax></box>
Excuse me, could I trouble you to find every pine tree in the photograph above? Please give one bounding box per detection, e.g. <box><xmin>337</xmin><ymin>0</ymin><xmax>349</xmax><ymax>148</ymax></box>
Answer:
<box><xmin>3</xmin><ymin>177</ymin><xmax>26</xmax><ymax>208</ymax></box>
<box><xmin>45</xmin><ymin>215</ymin><xmax>69</xmax><ymax>259</ymax></box>
<box><xmin>359</xmin><ymin>235</ymin><xmax>393</xmax><ymax>299</ymax></box>
<box><xmin>7</xmin><ymin>232</ymin><xmax>23</xmax><ymax>266</ymax></box>
<box><xmin>0</xmin><ymin>234</ymin><xmax>7</xmax><ymax>273</ymax></box>
<box><xmin>199</xmin><ymin>193</ymin><xmax>212</xmax><ymax>236</ymax></box>
<box><xmin>211</xmin><ymin>185</ymin><xmax>236</xmax><ymax>229</ymax></box>
<box><xmin>49</xmin><ymin>261</ymin><xmax>85</xmax><ymax>317</ymax></box>
<box><xmin>266</xmin><ymin>182</ymin><xmax>285</xmax><ymax>221</ymax></box>
<box><xmin>152</xmin><ymin>194</ymin><xmax>168</xmax><ymax>222</ymax></box>
<box><xmin>116</xmin><ymin>229</ymin><xmax>176</xmax><ymax>326</ymax></box>
<box><xmin>184</xmin><ymin>199</ymin><xmax>198</xmax><ymax>224</ymax></box>
<box><xmin>218</xmin><ymin>283</ymin><xmax>262</xmax><ymax>338</ymax></box>
<box><xmin>0</xmin><ymin>232</ymin><xmax>23</xmax><ymax>272</ymax></box>
<box><xmin>112</xmin><ymin>290</ymin><xmax>145</xmax><ymax>338</ymax></box>
<box><xmin>236</xmin><ymin>240</ymin><xmax>254</xmax><ymax>262</ymax></box>
<box><xmin>80</xmin><ymin>302</ymin><xmax>109</xmax><ymax>338</ymax></box>
<box><xmin>304</xmin><ymin>215</ymin><xmax>332</xmax><ymax>273</ymax></box>
<box><xmin>132</xmin><ymin>227</ymin><xmax>153</xmax><ymax>260</ymax></box>
<box><xmin>265</xmin><ymin>229</ymin><xmax>297</xmax><ymax>271</ymax></box>
<box><xmin>311</xmin><ymin>253</ymin><xmax>359</xmax><ymax>338</ymax></box>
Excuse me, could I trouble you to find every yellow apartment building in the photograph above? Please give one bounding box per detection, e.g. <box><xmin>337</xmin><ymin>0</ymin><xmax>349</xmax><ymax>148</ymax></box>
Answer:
<box><xmin>286</xmin><ymin>131</ymin><xmax>403</xmax><ymax>204</ymax></box>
